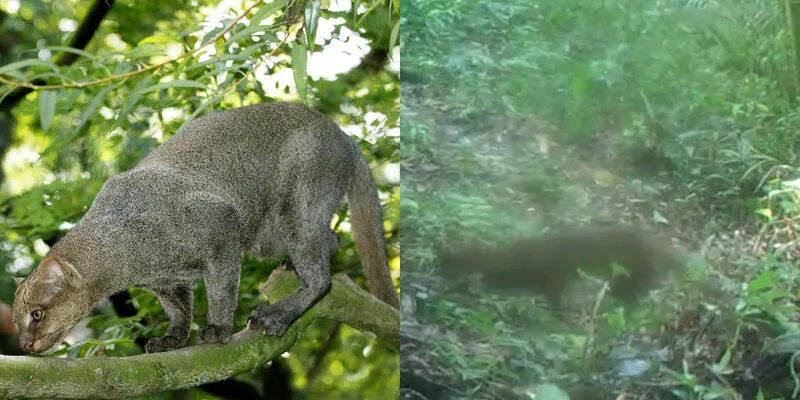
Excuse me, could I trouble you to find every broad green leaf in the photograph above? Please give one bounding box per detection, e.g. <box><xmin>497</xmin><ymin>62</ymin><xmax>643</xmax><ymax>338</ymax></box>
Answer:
<box><xmin>291</xmin><ymin>44</ymin><xmax>308</xmax><ymax>102</ymax></box>
<box><xmin>39</xmin><ymin>91</ymin><xmax>57</xmax><ymax>134</ymax></box>
<box><xmin>304</xmin><ymin>0</ymin><xmax>321</xmax><ymax>52</ymax></box>
<box><xmin>755</xmin><ymin>208</ymin><xmax>772</xmax><ymax>220</ymax></box>
<box><xmin>131</xmin><ymin>80</ymin><xmax>208</xmax><ymax>95</ymax></box>
<box><xmin>747</xmin><ymin>271</ymin><xmax>776</xmax><ymax>293</ymax></box>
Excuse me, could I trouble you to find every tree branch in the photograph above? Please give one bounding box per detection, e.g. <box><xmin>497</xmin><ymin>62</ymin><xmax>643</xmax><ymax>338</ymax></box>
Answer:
<box><xmin>0</xmin><ymin>269</ymin><xmax>399</xmax><ymax>399</ymax></box>
<box><xmin>260</xmin><ymin>269</ymin><xmax>400</xmax><ymax>349</ymax></box>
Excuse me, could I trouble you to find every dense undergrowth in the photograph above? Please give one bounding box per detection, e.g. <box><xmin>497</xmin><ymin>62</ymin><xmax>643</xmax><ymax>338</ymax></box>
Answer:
<box><xmin>400</xmin><ymin>0</ymin><xmax>800</xmax><ymax>399</ymax></box>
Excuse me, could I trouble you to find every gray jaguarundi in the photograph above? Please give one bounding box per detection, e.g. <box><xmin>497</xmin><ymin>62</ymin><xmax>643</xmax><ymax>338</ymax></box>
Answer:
<box><xmin>12</xmin><ymin>102</ymin><xmax>399</xmax><ymax>354</ymax></box>
<box><xmin>438</xmin><ymin>226</ymin><xmax>685</xmax><ymax>307</ymax></box>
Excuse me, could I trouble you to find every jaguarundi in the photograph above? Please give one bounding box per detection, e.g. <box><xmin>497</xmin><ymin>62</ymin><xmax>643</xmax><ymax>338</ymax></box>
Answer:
<box><xmin>438</xmin><ymin>226</ymin><xmax>685</xmax><ymax>306</ymax></box>
<box><xmin>12</xmin><ymin>102</ymin><xmax>399</xmax><ymax>354</ymax></box>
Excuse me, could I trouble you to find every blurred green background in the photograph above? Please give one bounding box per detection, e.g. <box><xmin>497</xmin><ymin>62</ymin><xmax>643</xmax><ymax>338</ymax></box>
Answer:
<box><xmin>0</xmin><ymin>0</ymin><xmax>399</xmax><ymax>398</ymax></box>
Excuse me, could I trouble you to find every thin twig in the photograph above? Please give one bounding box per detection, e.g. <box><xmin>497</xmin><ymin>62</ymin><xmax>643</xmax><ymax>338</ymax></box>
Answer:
<box><xmin>582</xmin><ymin>281</ymin><xmax>611</xmax><ymax>366</ymax></box>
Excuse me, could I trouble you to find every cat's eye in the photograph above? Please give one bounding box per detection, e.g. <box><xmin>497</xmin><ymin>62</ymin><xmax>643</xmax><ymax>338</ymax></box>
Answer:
<box><xmin>31</xmin><ymin>310</ymin><xmax>42</xmax><ymax>321</ymax></box>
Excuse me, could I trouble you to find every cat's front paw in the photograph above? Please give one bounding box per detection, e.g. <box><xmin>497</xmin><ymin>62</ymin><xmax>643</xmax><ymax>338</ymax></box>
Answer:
<box><xmin>145</xmin><ymin>335</ymin><xmax>187</xmax><ymax>353</ymax></box>
<box><xmin>248</xmin><ymin>304</ymin><xmax>293</xmax><ymax>336</ymax></box>
<box><xmin>198</xmin><ymin>324</ymin><xmax>233</xmax><ymax>345</ymax></box>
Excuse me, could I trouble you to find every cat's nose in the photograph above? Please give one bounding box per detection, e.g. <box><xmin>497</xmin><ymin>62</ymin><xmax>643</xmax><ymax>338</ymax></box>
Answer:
<box><xmin>21</xmin><ymin>339</ymin><xmax>35</xmax><ymax>352</ymax></box>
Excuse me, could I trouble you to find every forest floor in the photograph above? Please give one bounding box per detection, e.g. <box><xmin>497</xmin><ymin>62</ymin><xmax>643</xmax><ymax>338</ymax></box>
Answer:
<box><xmin>400</xmin><ymin>81</ymin><xmax>800</xmax><ymax>399</ymax></box>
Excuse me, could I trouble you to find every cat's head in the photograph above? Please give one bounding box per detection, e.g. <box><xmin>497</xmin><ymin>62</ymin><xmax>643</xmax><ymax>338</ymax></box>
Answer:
<box><xmin>12</xmin><ymin>256</ymin><xmax>91</xmax><ymax>354</ymax></box>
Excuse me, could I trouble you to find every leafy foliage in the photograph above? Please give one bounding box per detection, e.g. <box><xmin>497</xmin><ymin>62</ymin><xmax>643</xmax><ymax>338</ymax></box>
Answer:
<box><xmin>0</xmin><ymin>0</ymin><xmax>399</xmax><ymax>397</ymax></box>
<box><xmin>402</xmin><ymin>0</ymin><xmax>800</xmax><ymax>399</ymax></box>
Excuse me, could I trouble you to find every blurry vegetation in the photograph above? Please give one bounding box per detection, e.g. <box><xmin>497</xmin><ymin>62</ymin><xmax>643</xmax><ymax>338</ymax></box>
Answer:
<box><xmin>0</xmin><ymin>0</ymin><xmax>399</xmax><ymax>398</ymax></box>
<box><xmin>401</xmin><ymin>0</ymin><xmax>800</xmax><ymax>399</ymax></box>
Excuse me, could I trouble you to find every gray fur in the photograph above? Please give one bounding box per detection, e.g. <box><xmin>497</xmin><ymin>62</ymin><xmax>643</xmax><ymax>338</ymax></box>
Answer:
<box><xmin>20</xmin><ymin>102</ymin><xmax>398</xmax><ymax>353</ymax></box>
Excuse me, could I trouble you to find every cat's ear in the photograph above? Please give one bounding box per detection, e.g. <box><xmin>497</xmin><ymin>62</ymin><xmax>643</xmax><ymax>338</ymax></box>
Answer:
<box><xmin>39</xmin><ymin>256</ymin><xmax>82</xmax><ymax>285</ymax></box>
<box><xmin>32</xmin><ymin>257</ymin><xmax>84</xmax><ymax>303</ymax></box>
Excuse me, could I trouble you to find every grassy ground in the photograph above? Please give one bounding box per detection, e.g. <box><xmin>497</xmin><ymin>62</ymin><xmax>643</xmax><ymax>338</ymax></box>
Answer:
<box><xmin>401</xmin><ymin>79</ymin><xmax>800</xmax><ymax>400</ymax></box>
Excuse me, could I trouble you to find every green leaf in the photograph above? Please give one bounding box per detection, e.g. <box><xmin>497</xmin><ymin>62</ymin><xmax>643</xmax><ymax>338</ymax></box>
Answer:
<box><xmin>250</xmin><ymin>0</ymin><xmax>286</xmax><ymax>26</ymax></box>
<box><xmin>610</xmin><ymin>262</ymin><xmax>630</xmax><ymax>278</ymax></box>
<box><xmin>137</xmin><ymin>35</ymin><xmax>175</xmax><ymax>45</ymax></box>
<box><xmin>352</xmin><ymin>0</ymin><xmax>360</xmax><ymax>23</ymax></box>
<box><xmin>747</xmin><ymin>271</ymin><xmax>776</xmax><ymax>293</ymax></box>
<box><xmin>291</xmin><ymin>44</ymin><xmax>308</xmax><ymax>102</ymax></box>
<box><xmin>127</xmin><ymin>44</ymin><xmax>165</xmax><ymax>59</ymax></box>
<box><xmin>131</xmin><ymin>80</ymin><xmax>208</xmax><ymax>95</ymax></box>
<box><xmin>227</xmin><ymin>24</ymin><xmax>277</xmax><ymax>44</ymax></box>
<box><xmin>389</xmin><ymin>21</ymin><xmax>400</xmax><ymax>54</ymax></box>
<box><xmin>241</xmin><ymin>40</ymin><xmax>276</xmax><ymax>56</ymax></box>
<box><xmin>355</xmin><ymin>1</ymin><xmax>382</xmax><ymax>29</ymax></box>
<box><xmin>185</xmin><ymin>55</ymin><xmax>252</xmax><ymax>72</ymax></box>
<box><xmin>118</xmin><ymin>76</ymin><xmax>154</xmax><ymax>126</ymax></box>
<box><xmin>304</xmin><ymin>0</ymin><xmax>321</xmax><ymax>52</ymax></box>
<box><xmin>764</xmin><ymin>332</ymin><xmax>800</xmax><ymax>354</ymax></box>
<box><xmin>755</xmin><ymin>208</ymin><xmax>772</xmax><ymax>220</ymax></box>
<box><xmin>26</xmin><ymin>72</ymin><xmax>63</xmax><ymax>82</ymax></box>
<box><xmin>711</xmin><ymin>347</ymin><xmax>732</xmax><ymax>374</ymax></box>
<box><xmin>0</xmin><ymin>59</ymin><xmax>60</xmax><ymax>75</ymax></box>
<box><xmin>114</xmin><ymin>62</ymin><xmax>135</xmax><ymax>75</ymax></box>
<box><xmin>39</xmin><ymin>91</ymin><xmax>57</xmax><ymax>134</ymax></box>
<box><xmin>201</xmin><ymin>27</ymin><xmax>225</xmax><ymax>44</ymax></box>
<box><xmin>74</xmin><ymin>84</ymin><xmax>115</xmax><ymax>135</ymax></box>
<box><xmin>653</xmin><ymin>210</ymin><xmax>669</xmax><ymax>224</ymax></box>
<box><xmin>177</xmin><ymin>95</ymin><xmax>221</xmax><ymax>133</ymax></box>
<box><xmin>42</xmin><ymin>46</ymin><xmax>96</xmax><ymax>60</ymax></box>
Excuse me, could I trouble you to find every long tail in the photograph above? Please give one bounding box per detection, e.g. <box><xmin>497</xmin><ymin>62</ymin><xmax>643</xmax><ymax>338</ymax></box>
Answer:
<box><xmin>347</xmin><ymin>154</ymin><xmax>399</xmax><ymax>309</ymax></box>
